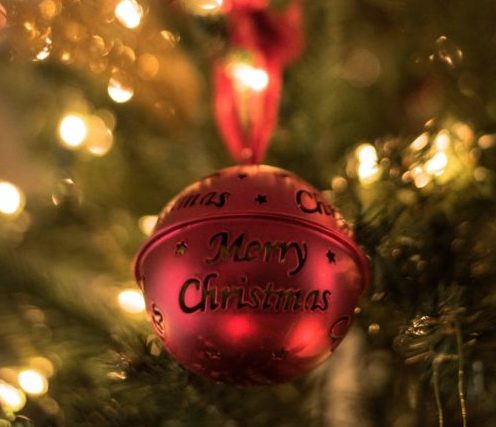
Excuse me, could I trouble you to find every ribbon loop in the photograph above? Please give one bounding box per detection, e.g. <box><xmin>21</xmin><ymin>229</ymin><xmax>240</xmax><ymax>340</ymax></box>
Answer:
<box><xmin>214</xmin><ymin>1</ymin><xmax>303</xmax><ymax>164</ymax></box>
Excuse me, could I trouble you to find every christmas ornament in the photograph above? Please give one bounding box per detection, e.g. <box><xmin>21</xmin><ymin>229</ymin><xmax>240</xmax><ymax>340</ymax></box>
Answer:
<box><xmin>134</xmin><ymin>0</ymin><xmax>368</xmax><ymax>385</ymax></box>
<box><xmin>134</xmin><ymin>164</ymin><xmax>368</xmax><ymax>384</ymax></box>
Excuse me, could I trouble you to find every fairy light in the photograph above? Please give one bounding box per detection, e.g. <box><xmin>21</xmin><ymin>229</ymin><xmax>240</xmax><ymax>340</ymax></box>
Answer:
<box><xmin>118</xmin><ymin>289</ymin><xmax>146</xmax><ymax>314</ymax></box>
<box><xmin>425</xmin><ymin>151</ymin><xmax>448</xmax><ymax>176</ymax></box>
<box><xmin>18</xmin><ymin>369</ymin><xmax>48</xmax><ymax>396</ymax></box>
<box><xmin>138</xmin><ymin>215</ymin><xmax>158</xmax><ymax>236</ymax></box>
<box><xmin>0</xmin><ymin>382</ymin><xmax>26</xmax><ymax>412</ymax></box>
<box><xmin>0</xmin><ymin>181</ymin><xmax>25</xmax><ymax>216</ymax></box>
<box><xmin>108</xmin><ymin>73</ymin><xmax>134</xmax><ymax>103</ymax></box>
<box><xmin>411</xmin><ymin>166</ymin><xmax>431</xmax><ymax>188</ymax></box>
<box><xmin>356</xmin><ymin>144</ymin><xmax>380</xmax><ymax>184</ymax></box>
<box><xmin>114</xmin><ymin>0</ymin><xmax>143</xmax><ymax>29</ymax></box>
<box><xmin>356</xmin><ymin>144</ymin><xmax>378</xmax><ymax>164</ymax></box>
<box><xmin>410</xmin><ymin>132</ymin><xmax>429</xmax><ymax>151</ymax></box>
<box><xmin>434</xmin><ymin>130</ymin><xmax>450</xmax><ymax>151</ymax></box>
<box><xmin>231</xmin><ymin>62</ymin><xmax>269</xmax><ymax>92</ymax></box>
<box><xmin>58</xmin><ymin>114</ymin><xmax>88</xmax><ymax>148</ymax></box>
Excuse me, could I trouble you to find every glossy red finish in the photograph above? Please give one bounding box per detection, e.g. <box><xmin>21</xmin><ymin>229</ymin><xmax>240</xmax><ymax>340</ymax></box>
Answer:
<box><xmin>134</xmin><ymin>165</ymin><xmax>368</xmax><ymax>385</ymax></box>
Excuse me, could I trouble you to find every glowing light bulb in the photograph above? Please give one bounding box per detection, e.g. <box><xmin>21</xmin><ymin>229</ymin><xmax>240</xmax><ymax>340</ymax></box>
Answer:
<box><xmin>0</xmin><ymin>181</ymin><xmax>25</xmax><ymax>216</ymax></box>
<box><xmin>18</xmin><ymin>370</ymin><xmax>48</xmax><ymax>396</ymax></box>
<box><xmin>108</xmin><ymin>72</ymin><xmax>134</xmax><ymax>103</ymax></box>
<box><xmin>425</xmin><ymin>151</ymin><xmax>448</xmax><ymax>176</ymax></box>
<box><xmin>355</xmin><ymin>144</ymin><xmax>378</xmax><ymax>164</ymax></box>
<box><xmin>231</xmin><ymin>63</ymin><xmax>269</xmax><ymax>92</ymax></box>
<box><xmin>114</xmin><ymin>0</ymin><xmax>143</xmax><ymax>29</ymax></box>
<box><xmin>410</xmin><ymin>132</ymin><xmax>429</xmax><ymax>151</ymax></box>
<box><xmin>0</xmin><ymin>382</ymin><xmax>26</xmax><ymax>412</ymax></box>
<box><xmin>118</xmin><ymin>289</ymin><xmax>146</xmax><ymax>314</ymax></box>
<box><xmin>138</xmin><ymin>215</ymin><xmax>158</xmax><ymax>236</ymax></box>
<box><xmin>58</xmin><ymin>114</ymin><xmax>88</xmax><ymax>148</ymax></box>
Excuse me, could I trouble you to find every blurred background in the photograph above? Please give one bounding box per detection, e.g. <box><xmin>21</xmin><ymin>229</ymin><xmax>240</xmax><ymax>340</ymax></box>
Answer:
<box><xmin>1</xmin><ymin>0</ymin><xmax>496</xmax><ymax>426</ymax></box>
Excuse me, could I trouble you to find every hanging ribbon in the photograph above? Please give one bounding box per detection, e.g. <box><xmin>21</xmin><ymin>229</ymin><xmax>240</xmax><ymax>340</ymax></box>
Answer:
<box><xmin>213</xmin><ymin>0</ymin><xmax>304</xmax><ymax>164</ymax></box>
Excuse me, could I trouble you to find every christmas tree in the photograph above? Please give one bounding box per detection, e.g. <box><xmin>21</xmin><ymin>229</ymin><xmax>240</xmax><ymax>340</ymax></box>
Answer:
<box><xmin>1</xmin><ymin>0</ymin><xmax>496</xmax><ymax>426</ymax></box>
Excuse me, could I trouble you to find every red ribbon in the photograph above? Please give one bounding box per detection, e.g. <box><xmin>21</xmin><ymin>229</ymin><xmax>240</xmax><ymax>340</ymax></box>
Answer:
<box><xmin>214</xmin><ymin>1</ymin><xmax>304</xmax><ymax>164</ymax></box>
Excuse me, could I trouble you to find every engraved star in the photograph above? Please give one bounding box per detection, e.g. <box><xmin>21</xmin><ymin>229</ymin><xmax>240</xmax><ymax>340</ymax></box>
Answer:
<box><xmin>237</xmin><ymin>173</ymin><xmax>248</xmax><ymax>179</ymax></box>
<box><xmin>175</xmin><ymin>241</ymin><xmax>188</xmax><ymax>256</ymax></box>
<box><xmin>326</xmin><ymin>249</ymin><xmax>337</xmax><ymax>264</ymax></box>
<box><xmin>255</xmin><ymin>194</ymin><xmax>268</xmax><ymax>205</ymax></box>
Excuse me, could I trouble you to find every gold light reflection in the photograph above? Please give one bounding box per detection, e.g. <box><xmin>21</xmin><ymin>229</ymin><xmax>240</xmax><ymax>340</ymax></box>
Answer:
<box><xmin>58</xmin><ymin>114</ymin><xmax>88</xmax><ymax>148</ymax></box>
<box><xmin>114</xmin><ymin>0</ymin><xmax>143</xmax><ymax>29</ymax></box>
<box><xmin>118</xmin><ymin>289</ymin><xmax>146</xmax><ymax>314</ymax></box>
<box><xmin>0</xmin><ymin>181</ymin><xmax>25</xmax><ymax>216</ymax></box>
<box><xmin>18</xmin><ymin>369</ymin><xmax>48</xmax><ymax>396</ymax></box>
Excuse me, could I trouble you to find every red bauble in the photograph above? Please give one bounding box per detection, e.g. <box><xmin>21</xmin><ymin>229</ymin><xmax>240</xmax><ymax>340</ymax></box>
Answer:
<box><xmin>134</xmin><ymin>165</ymin><xmax>368</xmax><ymax>385</ymax></box>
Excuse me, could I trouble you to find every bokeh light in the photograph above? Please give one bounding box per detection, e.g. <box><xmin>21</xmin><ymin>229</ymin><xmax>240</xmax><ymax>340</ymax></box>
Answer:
<box><xmin>356</xmin><ymin>144</ymin><xmax>380</xmax><ymax>184</ymax></box>
<box><xmin>115</xmin><ymin>0</ymin><xmax>143</xmax><ymax>29</ymax></box>
<box><xmin>138</xmin><ymin>215</ymin><xmax>158</xmax><ymax>236</ymax></box>
<box><xmin>18</xmin><ymin>369</ymin><xmax>48</xmax><ymax>396</ymax></box>
<box><xmin>58</xmin><ymin>114</ymin><xmax>88</xmax><ymax>148</ymax></box>
<box><xmin>108</xmin><ymin>72</ymin><xmax>134</xmax><ymax>103</ymax></box>
<box><xmin>425</xmin><ymin>151</ymin><xmax>448</xmax><ymax>176</ymax></box>
<box><xmin>182</xmin><ymin>0</ymin><xmax>223</xmax><ymax>15</ymax></box>
<box><xmin>0</xmin><ymin>181</ymin><xmax>25</xmax><ymax>216</ymax></box>
<box><xmin>118</xmin><ymin>289</ymin><xmax>146</xmax><ymax>314</ymax></box>
<box><xmin>0</xmin><ymin>382</ymin><xmax>26</xmax><ymax>412</ymax></box>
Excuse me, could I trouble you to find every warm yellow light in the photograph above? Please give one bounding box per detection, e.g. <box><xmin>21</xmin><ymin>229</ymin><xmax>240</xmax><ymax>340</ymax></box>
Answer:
<box><xmin>425</xmin><ymin>151</ymin><xmax>448</xmax><ymax>176</ymax></box>
<box><xmin>35</xmin><ymin>37</ymin><xmax>52</xmax><ymax>61</ymax></box>
<box><xmin>231</xmin><ymin>63</ymin><xmax>269</xmax><ymax>92</ymax></box>
<box><xmin>18</xmin><ymin>370</ymin><xmax>48</xmax><ymax>396</ymax></box>
<box><xmin>138</xmin><ymin>215</ymin><xmax>158</xmax><ymax>236</ymax></box>
<box><xmin>183</xmin><ymin>0</ymin><xmax>223</xmax><ymax>15</ymax></box>
<box><xmin>118</xmin><ymin>289</ymin><xmax>146</xmax><ymax>314</ymax></box>
<box><xmin>0</xmin><ymin>181</ymin><xmax>25</xmax><ymax>216</ymax></box>
<box><xmin>0</xmin><ymin>382</ymin><xmax>26</xmax><ymax>412</ymax></box>
<box><xmin>434</xmin><ymin>130</ymin><xmax>450</xmax><ymax>151</ymax></box>
<box><xmin>358</xmin><ymin>162</ymin><xmax>380</xmax><ymax>184</ymax></box>
<box><xmin>86</xmin><ymin>116</ymin><xmax>114</xmax><ymax>157</ymax></box>
<box><xmin>58</xmin><ymin>114</ymin><xmax>88</xmax><ymax>148</ymax></box>
<box><xmin>355</xmin><ymin>144</ymin><xmax>378</xmax><ymax>164</ymax></box>
<box><xmin>108</xmin><ymin>73</ymin><xmax>134</xmax><ymax>103</ymax></box>
<box><xmin>114</xmin><ymin>0</ymin><xmax>143</xmax><ymax>29</ymax></box>
<box><xmin>411</xmin><ymin>166</ymin><xmax>431</xmax><ymax>188</ymax></box>
<box><xmin>410</xmin><ymin>132</ymin><xmax>429</xmax><ymax>151</ymax></box>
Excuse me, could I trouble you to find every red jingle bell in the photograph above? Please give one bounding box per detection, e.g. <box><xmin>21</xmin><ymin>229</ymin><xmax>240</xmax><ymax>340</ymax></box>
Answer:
<box><xmin>134</xmin><ymin>164</ymin><xmax>368</xmax><ymax>385</ymax></box>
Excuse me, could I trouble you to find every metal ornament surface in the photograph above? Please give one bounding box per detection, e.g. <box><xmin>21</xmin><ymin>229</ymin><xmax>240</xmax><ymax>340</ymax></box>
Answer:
<box><xmin>134</xmin><ymin>164</ymin><xmax>368</xmax><ymax>385</ymax></box>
